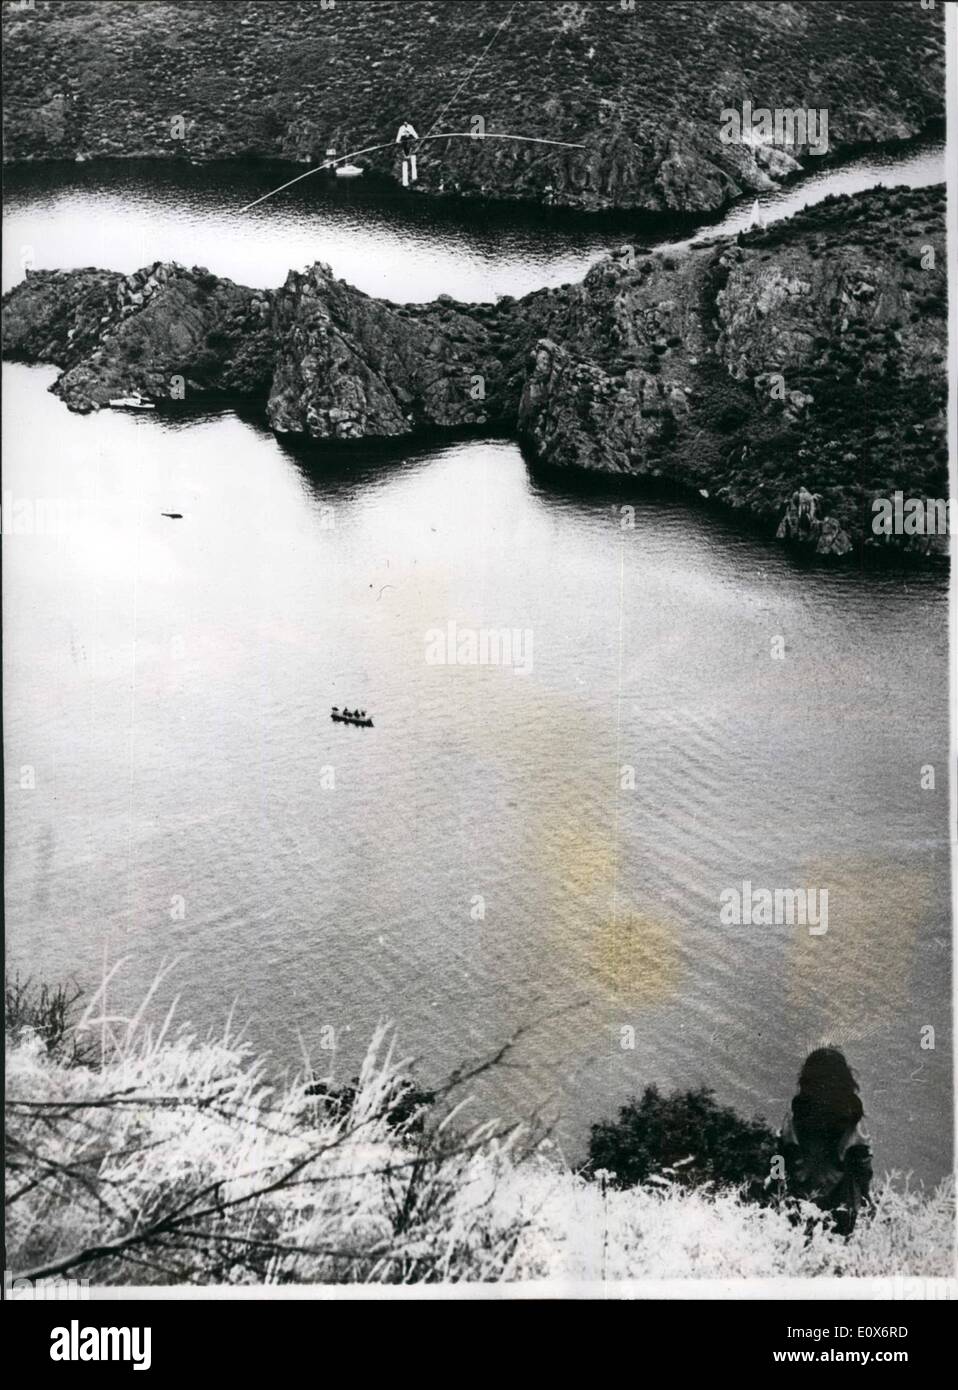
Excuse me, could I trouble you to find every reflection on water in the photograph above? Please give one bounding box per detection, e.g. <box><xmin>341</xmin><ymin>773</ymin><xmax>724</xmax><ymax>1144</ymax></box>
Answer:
<box><xmin>3</xmin><ymin>360</ymin><xmax>951</xmax><ymax>1182</ymax></box>
<box><xmin>2</xmin><ymin>137</ymin><xmax>945</xmax><ymax>299</ymax></box>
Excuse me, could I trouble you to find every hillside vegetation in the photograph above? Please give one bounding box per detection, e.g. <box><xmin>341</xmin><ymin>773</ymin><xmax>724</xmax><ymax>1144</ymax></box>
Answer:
<box><xmin>6</xmin><ymin>976</ymin><xmax>953</xmax><ymax>1286</ymax></box>
<box><xmin>1</xmin><ymin>0</ymin><xmax>945</xmax><ymax>211</ymax></box>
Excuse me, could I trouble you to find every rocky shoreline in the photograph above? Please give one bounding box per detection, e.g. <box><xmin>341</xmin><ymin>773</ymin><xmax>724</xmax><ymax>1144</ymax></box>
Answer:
<box><xmin>3</xmin><ymin>182</ymin><xmax>948</xmax><ymax>559</ymax></box>
<box><xmin>2</xmin><ymin>1</ymin><xmax>945</xmax><ymax>215</ymax></box>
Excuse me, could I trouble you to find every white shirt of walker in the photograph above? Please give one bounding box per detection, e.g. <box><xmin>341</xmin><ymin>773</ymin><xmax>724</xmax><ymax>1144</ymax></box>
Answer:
<box><xmin>396</xmin><ymin>123</ymin><xmax>419</xmax><ymax>184</ymax></box>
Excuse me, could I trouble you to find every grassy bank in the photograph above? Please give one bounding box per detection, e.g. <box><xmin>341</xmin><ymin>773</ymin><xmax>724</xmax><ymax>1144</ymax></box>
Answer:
<box><xmin>6</xmin><ymin>975</ymin><xmax>953</xmax><ymax>1285</ymax></box>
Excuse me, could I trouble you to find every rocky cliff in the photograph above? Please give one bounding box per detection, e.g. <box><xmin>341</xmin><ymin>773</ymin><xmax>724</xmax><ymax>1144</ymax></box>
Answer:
<box><xmin>1</xmin><ymin>1</ymin><xmax>945</xmax><ymax>214</ymax></box>
<box><xmin>3</xmin><ymin>182</ymin><xmax>947</xmax><ymax>557</ymax></box>
<box><xmin>513</xmin><ymin>183</ymin><xmax>949</xmax><ymax>553</ymax></box>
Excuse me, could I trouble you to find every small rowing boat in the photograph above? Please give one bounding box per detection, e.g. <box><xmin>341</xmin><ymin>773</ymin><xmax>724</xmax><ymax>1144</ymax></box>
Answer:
<box><xmin>331</xmin><ymin>706</ymin><xmax>373</xmax><ymax>727</ymax></box>
<box><xmin>109</xmin><ymin>393</ymin><xmax>155</xmax><ymax>410</ymax></box>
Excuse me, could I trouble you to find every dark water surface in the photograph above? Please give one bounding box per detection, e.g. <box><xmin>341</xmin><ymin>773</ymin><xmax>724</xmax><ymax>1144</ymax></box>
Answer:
<box><xmin>2</xmin><ymin>138</ymin><xmax>945</xmax><ymax>298</ymax></box>
<box><xmin>2</xmin><ymin>143</ymin><xmax>951</xmax><ymax>1182</ymax></box>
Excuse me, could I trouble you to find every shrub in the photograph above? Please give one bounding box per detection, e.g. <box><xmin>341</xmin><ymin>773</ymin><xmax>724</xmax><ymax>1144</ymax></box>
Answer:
<box><xmin>4</xmin><ymin>972</ymin><xmax>93</xmax><ymax>1066</ymax></box>
<box><xmin>588</xmin><ymin>1084</ymin><xmax>777</xmax><ymax>1191</ymax></box>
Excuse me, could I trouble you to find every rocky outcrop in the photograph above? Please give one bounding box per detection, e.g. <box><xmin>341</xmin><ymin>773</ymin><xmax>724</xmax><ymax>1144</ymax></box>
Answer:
<box><xmin>266</xmin><ymin>266</ymin><xmax>510</xmax><ymax>438</ymax></box>
<box><xmin>0</xmin><ymin>265</ymin><xmax>125</xmax><ymax>368</ymax></box>
<box><xmin>776</xmin><ymin>487</ymin><xmax>852</xmax><ymax>557</ymax></box>
<box><xmin>512</xmin><ymin>183</ymin><xmax>948</xmax><ymax>555</ymax></box>
<box><xmin>1</xmin><ymin>1</ymin><xmax>945</xmax><ymax>214</ymax></box>
<box><xmin>3</xmin><ymin>183</ymin><xmax>947</xmax><ymax>558</ymax></box>
<box><xmin>4</xmin><ymin>261</ymin><xmax>277</xmax><ymax>408</ymax></box>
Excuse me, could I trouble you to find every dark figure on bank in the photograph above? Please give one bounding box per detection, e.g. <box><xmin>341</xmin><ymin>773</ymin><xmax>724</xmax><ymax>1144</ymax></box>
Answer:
<box><xmin>780</xmin><ymin>1047</ymin><xmax>873</xmax><ymax>1236</ymax></box>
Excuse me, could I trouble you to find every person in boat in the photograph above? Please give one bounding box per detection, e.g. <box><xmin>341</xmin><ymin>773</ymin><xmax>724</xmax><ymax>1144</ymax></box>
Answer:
<box><xmin>396</xmin><ymin>119</ymin><xmax>419</xmax><ymax>184</ymax></box>
<box><xmin>779</xmin><ymin>1047</ymin><xmax>873</xmax><ymax>1237</ymax></box>
<box><xmin>341</xmin><ymin>707</ymin><xmax>351</xmax><ymax>718</ymax></box>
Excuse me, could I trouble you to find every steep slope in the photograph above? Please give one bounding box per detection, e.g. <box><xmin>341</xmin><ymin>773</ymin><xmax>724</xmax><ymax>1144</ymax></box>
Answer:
<box><xmin>1</xmin><ymin>1</ymin><xmax>945</xmax><ymax>213</ymax></box>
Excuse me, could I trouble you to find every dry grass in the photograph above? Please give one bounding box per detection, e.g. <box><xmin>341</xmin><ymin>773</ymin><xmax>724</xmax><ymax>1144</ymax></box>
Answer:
<box><xmin>500</xmin><ymin>1164</ymin><xmax>954</xmax><ymax>1280</ymax></box>
<box><xmin>5</xmin><ymin>971</ymin><xmax>954</xmax><ymax>1286</ymax></box>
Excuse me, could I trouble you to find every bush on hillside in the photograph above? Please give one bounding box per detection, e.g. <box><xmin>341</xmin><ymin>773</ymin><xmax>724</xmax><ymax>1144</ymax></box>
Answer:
<box><xmin>588</xmin><ymin>1084</ymin><xmax>778</xmax><ymax>1192</ymax></box>
<box><xmin>5</xmin><ymin>972</ymin><xmax>93</xmax><ymax>1067</ymax></box>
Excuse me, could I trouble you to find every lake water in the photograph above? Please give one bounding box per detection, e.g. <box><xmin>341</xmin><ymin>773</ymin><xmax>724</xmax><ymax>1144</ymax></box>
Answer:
<box><xmin>2</xmin><ymin>138</ymin><xmax>946</xmax><ymax>299</ymax></box>
<box><xmin>2</xmin><ymin>141</ymin><xmax>952</xmax><ymax>1184</ymax></box>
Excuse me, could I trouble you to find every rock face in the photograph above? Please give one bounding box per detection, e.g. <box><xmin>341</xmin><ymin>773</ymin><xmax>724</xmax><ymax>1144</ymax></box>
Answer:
<box><xmin>266</xmin><ymin>265</ymin><xmax>509</xmax><ymax>438</ymax></box>
<box><xmin>513</xmin><ymin>184</ymin><xmax>948</xmax><ymax>555</ymax></box>
<box><xmin>3</xmin><ymin>262</ymin><xmax>276</xmax><ymax>409</ymax></box>
<box><xmin>1</xmin><ymin>1</ymin><xmax>945</xmax><ymax>214</ymax></box>
<box><xmin>776</xmin><ymin>487</ymin><xmax>852</xmax><ymax>557</ymax></box>
<box><xmin>3</xmin><ymin>183</ymin><xmax>947</xmax><ymax>559</ymax></box>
